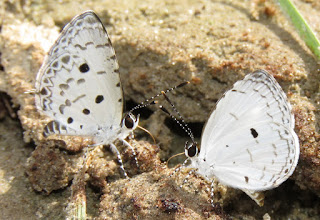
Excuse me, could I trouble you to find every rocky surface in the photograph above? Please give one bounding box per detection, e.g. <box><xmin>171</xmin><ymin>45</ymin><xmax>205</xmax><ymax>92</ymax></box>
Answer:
<box><xmin>0</xmin><ymin>0</ymin><xmax>319</xmax><ymax>219</ymax></box>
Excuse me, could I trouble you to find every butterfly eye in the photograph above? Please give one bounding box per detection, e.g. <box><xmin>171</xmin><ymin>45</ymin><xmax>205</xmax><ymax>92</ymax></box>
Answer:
<box><xmin>185</xmin><ymin>142</ymin><xmax>199</xmax><ymax>158</ymax></box>
<box><xmin>124</xmin><ymin>113</ymin><xmax>136</xmax><ymax>129</ymax></box>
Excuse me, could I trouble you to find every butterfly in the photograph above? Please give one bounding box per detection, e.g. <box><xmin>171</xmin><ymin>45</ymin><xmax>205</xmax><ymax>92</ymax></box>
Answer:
<box><xmin>171</xmin><ymin>70</ymin><xmax>300</xmax><ymax>205</ymax></box>
<box><xmin>34</xmin><ymin>11</ymin><xmax>143</xmax><ymax>177</ymax></box>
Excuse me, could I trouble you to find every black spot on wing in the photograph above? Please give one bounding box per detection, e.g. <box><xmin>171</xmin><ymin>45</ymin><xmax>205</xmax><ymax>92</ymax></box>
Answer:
<box><xmin>95</xmin><ymin>95</ymin><xmax>104</xmax><ymax>104</ymax></box>
<box><xmin>79</xmin><ymin>63</ymin><xmax>90</xmax><ymax>73</ymax></box>
<box><xmin>250</xmin><ymin>128</ymin><xmax>258</xmax><ymax>138</ymax></box>
<box><xmin>40</xmin><ymin>88</ymin><xmax>47</xmax><ymax>95</ymax></box>
<box><xmin>83</xmin><ymin>108</ymin><xmax>90</xmax><ymax>115</ymax></box>
<box><xmin>67</xmin><ymin>117</ymin><xmax>73</xmax><ymax>124</ymax></box>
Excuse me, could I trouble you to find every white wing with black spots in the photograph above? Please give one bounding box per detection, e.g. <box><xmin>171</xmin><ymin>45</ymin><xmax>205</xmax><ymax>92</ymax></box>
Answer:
<box><xmin>189</xmin><ymin>70</ymin><xmax>299</xmax><ymax>191</ymax></box>
<box><xmin>35</xmin><ymin>11</ymin><xmax>123</xmax><ymax>140</ymax></box>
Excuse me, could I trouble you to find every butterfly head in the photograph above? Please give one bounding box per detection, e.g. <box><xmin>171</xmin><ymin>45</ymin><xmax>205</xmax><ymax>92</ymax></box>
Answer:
<box><xmin>122</xmin><ymin>112</ymin><xmax>139</xmax><ymax>131</ymax></box>
<box><xmin>184</xmin><ymin>141</ymin><xmax>199</xmax><ymax>158</ymax></box>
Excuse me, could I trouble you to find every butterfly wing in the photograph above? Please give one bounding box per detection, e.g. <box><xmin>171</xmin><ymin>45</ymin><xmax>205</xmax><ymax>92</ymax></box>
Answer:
<box><xmin>200</xmin><ymin>70</ymin><xmax>299</xmax><ymax>191</ymax></box>
<box><xmin>35</xmin><ymin>11</ymin><xmax>123</xmax><ymax>136</ymax></box>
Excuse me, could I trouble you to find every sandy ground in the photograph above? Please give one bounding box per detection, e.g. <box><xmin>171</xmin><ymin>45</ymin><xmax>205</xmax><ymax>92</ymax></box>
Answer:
<box><xmin>0</xmin><ymin>0</ymin><xmax>319</xmax><ymax>219</ymax></box>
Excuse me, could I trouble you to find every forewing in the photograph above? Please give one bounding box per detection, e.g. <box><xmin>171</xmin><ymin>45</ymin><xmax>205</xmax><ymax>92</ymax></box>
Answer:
<box><xmin>200</xmin><ymin>70</ymin><xmax>299</xmax><ymax>190</ymax></box>
<box><xmin>35</xmin><ymin>11</ymin><xmax>123</xmax><ymax>135</ymax></box>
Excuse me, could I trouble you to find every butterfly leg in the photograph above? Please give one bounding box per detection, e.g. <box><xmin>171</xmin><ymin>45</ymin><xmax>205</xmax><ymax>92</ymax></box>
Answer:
<box><xmin>169</xmin><ymin>159</ymin><xmax>189</xmax><ymax>177</ymax></box>
<box><xmin>169</xmin><ymin>165</ymin><xmax>182</xmax><ymax>178</ymax></box>
<box><xmin>88</xmin><ymin>142</ymin><xmax>102</xmax><ymax>147</ymax></box>
<box><xmin>180</xmin><ymin>169</ymin><xmax>196</xmax><ymax>188</ymax></box>
<box><xmin>82</xmin><ymin>146</ymin><xmax>90</xmax><ymax>167</ymax></box>
<box><xmin>210</xmin><ymin>180</ymin><xmax>215</xmax><ymax>207</ymax></box>
<box><xmin>121</xmin><ymin>138</ymin><xmax>139</xmax><ymax>168</ymax></box>
<box><xmin>109</xmin><ymin>143</ymin><xmax>128</xmax><ymax>178</ymax></box>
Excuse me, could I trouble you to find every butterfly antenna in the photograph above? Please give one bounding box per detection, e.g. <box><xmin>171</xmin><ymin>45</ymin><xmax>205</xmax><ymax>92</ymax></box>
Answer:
<box><xmin>166</xmin><ymin>152</ymin><xmax>185</xmax><ymax>165</ymax></box>
<box><xmin>137</xmin><ymin>125</ymin><xmax>156</xmax><ymax>144</ymax></box>
<box><xmin>128</xmin><ymin>81</ymin><xmax>190</xmax><ymax>114</ymax></box>
<box><xmin>159</xmin><ymin>105</ymin><xmax>195</xmax><ymax>143</ymax></box>
<box><xmin>159</xmin><ymin>92</ymin><xmax>195</xmax><ymax>143</ymax></box>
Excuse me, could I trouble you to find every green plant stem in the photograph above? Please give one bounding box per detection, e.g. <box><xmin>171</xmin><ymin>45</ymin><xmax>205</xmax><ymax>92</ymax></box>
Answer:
<box><xmin>278</xmin><ymin>0</ymin><xmax>320</xmax><ymax>60</ymax></box>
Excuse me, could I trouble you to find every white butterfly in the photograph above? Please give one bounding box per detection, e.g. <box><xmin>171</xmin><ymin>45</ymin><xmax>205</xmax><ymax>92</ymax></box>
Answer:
<box><xmin>34</xmin><ymin>11</ymin><xmax>139</xmax><ymax>176</ymax></box>
<box><xmin>180</xmin><ymin>70</ymin><xmax>299</xmax><ymax>204</ymax></box>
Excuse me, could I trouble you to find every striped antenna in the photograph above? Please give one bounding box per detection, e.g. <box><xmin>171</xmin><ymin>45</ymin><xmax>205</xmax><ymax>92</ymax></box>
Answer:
<box><xmin>128</xmin><ymin>81</ymin><xmax>190</xmax><ymax>114</ymax></box>
<box><xmin>159</xmin><ymin>92</ymin><xmax>195</xmax><ymax>143</ymax></box>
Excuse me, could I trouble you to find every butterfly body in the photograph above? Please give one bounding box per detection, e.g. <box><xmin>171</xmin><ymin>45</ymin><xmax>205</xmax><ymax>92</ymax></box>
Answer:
<box><xmin>185</xmin><ymin>70</ymin><xmax>299</xmax><ymax>192</ymax></box>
